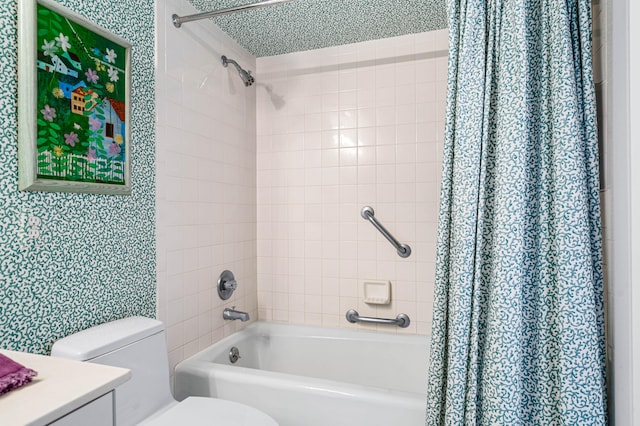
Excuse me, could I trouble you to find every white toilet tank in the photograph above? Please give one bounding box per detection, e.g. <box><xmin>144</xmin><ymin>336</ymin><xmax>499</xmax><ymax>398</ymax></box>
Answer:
<box><xmin>51</xmin><ymin>316</ymin><xmax>176</xmax><ymax>426</ymax></box>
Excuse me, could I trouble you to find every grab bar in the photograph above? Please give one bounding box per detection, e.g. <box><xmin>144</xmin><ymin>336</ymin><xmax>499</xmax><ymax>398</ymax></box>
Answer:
<box><xmin>360</xmin><ymin>206</ymin><xmax>411</xmax><ymax>258</ymax></box>
<box><xmin>345</xmin><ymin>309</ymin><xmax>410</xmax><ymax>328</ymax></box>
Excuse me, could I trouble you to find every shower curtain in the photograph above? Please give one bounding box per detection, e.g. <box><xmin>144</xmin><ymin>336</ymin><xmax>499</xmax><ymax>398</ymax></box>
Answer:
<box><xmin>426</xmin><ymin>0</ymin><xmax>607</xmax><ymax>425</ymax></box>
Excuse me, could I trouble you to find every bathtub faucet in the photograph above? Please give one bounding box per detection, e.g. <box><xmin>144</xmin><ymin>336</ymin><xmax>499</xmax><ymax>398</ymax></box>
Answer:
<box><xmin>223</xmin><ymin>307</ymin><xmax>250</xmax><ymax>322</ymax></box>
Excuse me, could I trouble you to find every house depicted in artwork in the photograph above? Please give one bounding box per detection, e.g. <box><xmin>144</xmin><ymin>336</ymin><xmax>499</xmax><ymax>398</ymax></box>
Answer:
<box><xmin>70</xmin><ymin>87</ymin><xmax>99</xmax><ymax>115</ymax></box>
<box><xmin>103</xmin><ymin>98</ymin><xmax>126</xmax><ymax>145</ymax></box>
<box><xmin>37</xmin><ymin>52</ymin><xmax>79</xmax><ymax>78</ymax></box>
<box><xmin>61</xmin><ymin>51</ymin><xmax>82</xmax><ymax>71</ymax></box>
<box><xmin>37</xmin><ymin>52</ymin><xmax>53</xmax><ymax>73</ymax></box>
<box><xmin>59</xmin><ymin>80</ymin><xmax>86</xmax><ymax>99</ymax></box>
<box><xmin>89</xmin><ymin>97</ymin><xmax>126</xmax><ymax>160</ymax></box>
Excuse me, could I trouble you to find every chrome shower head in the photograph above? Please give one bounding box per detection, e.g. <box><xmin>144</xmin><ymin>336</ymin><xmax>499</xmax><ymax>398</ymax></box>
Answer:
<box><xmin>238</xmin><ymin>68</ymin><xmax>255</xmax><ymax>87</ymax></box>
<box><xmin>221</xmin><ymin>55</ymin><xmax>255</xmax><ymax>87</ymax></box>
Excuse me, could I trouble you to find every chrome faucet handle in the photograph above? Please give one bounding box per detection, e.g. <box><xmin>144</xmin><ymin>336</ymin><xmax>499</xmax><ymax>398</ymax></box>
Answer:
<box><xmin>218</xmin><ymin>270</ymin><xmax>237</xmax><ymax>300</ymax></box>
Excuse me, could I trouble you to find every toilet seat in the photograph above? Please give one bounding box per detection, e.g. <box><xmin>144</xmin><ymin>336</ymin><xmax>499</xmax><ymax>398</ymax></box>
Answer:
<box><xmin>140</xmin><ymin>397</ymin><xmax>278</xmax><ymax>426</ymax></box>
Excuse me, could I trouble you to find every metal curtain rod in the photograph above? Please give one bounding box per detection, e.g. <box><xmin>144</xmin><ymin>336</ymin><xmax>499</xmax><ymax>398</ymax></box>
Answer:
<box><xmin>173</xmin><ymin>0</ymin><xmax>297</xmax><ymax>28</ymax></box>
<box><xmin>361</xmin><ymin>206</ymin><xmax>412</xmax><ymax>258</ymax></box>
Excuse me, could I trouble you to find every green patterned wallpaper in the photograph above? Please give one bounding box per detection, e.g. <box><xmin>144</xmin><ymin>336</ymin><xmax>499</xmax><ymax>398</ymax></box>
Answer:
<box><xmin>187</xmin><ymin>0</ymin><xmax>448</xmax><ymax>57</ymax></box>
<box><xmin>0</xmin><ymin>0</ymin><xmax>155</xmax><ymax>354</ymax></box>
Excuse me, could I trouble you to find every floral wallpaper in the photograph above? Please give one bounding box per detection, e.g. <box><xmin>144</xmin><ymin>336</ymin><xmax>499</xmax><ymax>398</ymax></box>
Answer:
<box><xmin>0</xmin><ymin>0</ymin><xmax>155</xmax><ymax>354</ymax></box>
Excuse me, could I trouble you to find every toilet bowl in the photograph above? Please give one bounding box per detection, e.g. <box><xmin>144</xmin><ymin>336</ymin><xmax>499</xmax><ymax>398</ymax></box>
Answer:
<box><xmin>51</xmin><ymin>316</ymin><xmax>277</xmax><ymax>426</ymax></box>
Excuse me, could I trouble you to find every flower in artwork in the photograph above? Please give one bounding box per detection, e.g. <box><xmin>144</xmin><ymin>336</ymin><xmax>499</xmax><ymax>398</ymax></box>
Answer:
<box><xmin>89</xmin><ymin>116</ymin><xmax>102</xmax><ymax>131</ymax></box>
<box><xmin>52</xmin><ymin>87</ymin><xmax>64</xmax><ymax>99</ymax></box>
<box><xmin>106</xmin><ymin>82</ymin><xmax>114</xmax><ymax>93</ymax></box>
<box><xmin>73</xmin><ymin>123</ymin><xmax>82</xmax><ymax>130</ymax></box>
<box><xmin>93</xmin><ymin>60</ymin><xmax>106</xmax><ymax>72</ymax></box>
<box><xmin>41</xmin><ymin>39</ymin><xmax>56</xmax><ymax>56</ymax></box>
<box><xmin>86</xmin><ymin>148</ymin><xmax>97</xmax><ymax>161</ymax></box>
<box><xmin>85</xmin><ymin>68</ymin><xmax>99</xmax><ymax>83</ymax></box>
<box><xmin>40</xmin><ymin>104</ymin><xmax>56</xmax><ymax>121</ymax></box>
<box><xmin>114</xmin><ymin>134</ymin><xmax>123</xmax><ymax>145</ymax></box>
<box><xmin>64</xmin><ymin>132</ymin><xmax>79</xmax><ymax>147</ymax></box>
<box><xmin>55</xmin><ymin>33</ymin><xmax>71</xmax><ymax>52</ymax></box>
<box><xmin>107</xmin><ymin>67</ymin><xmax>119</xmax><ymax>82</ymax></box>
<box><xmin>53</xmin><ymin>145</ymin><xmax>64</xmax><ymax>157</ymax></box>
<box><xmin>108</xmin><ymin>142</ymin><xmax>121</xmax><ymax>157</ymax></box>
<box><xmin>105</xmin><ymin>48</ymin><xmax>117</xmax><ymax>64</ymax></box>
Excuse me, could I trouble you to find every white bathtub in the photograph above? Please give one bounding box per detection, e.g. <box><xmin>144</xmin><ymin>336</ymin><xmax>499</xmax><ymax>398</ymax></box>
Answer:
<box><xmin>174</xmin><ymin>322</ymin><xmax>429</xmax><ymax>426</ymax></box>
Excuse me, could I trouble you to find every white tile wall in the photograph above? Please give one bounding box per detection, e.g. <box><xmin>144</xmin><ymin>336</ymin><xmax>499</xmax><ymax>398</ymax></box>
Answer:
<box><xmin>256</xmin><ymin>30</ymin><xmax>448</xmax><ymax>335</ymax></box>
<box><xmin>156</xmin><ymin>0</ymin><xmax>257</xmax><ymax>382</ymax></box>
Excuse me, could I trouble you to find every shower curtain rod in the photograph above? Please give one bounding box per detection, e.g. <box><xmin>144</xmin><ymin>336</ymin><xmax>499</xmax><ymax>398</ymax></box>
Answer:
<box><xmin>172</xmin><ymin>0</ymin><xmax>297</xmax><ymax>28</ymax></box>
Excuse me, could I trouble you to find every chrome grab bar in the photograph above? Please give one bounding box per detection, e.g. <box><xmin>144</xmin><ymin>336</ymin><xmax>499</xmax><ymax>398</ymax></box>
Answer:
<box><xmin>345</xmin><ymin>309</ymin><xmax>410</xmax><ymax>328</ymax></box>
<box><xmin>360</xmin><ymin>206</ymin><xmax>411</xmax><ymax>258</ymax></box>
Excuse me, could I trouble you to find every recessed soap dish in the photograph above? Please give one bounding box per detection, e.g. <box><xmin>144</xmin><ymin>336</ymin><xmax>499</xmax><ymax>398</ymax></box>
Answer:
<box><xmin>363</xmin><ymin>281</ymin><xmax>391</xmax><ymax>305</ymax></box>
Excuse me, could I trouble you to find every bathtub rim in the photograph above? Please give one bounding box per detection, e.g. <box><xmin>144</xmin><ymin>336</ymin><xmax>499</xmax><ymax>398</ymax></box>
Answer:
<box><xmin>174</xmin><ymin>320</ymin><xmax>430</xmax><ymax>401</ymax></box>
<box><xmin>181</xmin><ymin>321</ymin><xmax>431</xmax><ymax>360</ymax></box>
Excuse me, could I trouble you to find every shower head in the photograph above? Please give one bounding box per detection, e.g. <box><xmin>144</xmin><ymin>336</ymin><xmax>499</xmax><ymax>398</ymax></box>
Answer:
<box><xmin>221</xmin><ymin>55</ymin><xmax>255</xmax><ymax>87</ymax></box>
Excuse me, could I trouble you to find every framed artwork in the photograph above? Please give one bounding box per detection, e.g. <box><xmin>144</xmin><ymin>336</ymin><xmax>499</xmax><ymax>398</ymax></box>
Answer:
<box><xmin>18</xmin><ymin>0</ymin><xmax>132</xmax><ymax>194</ymax></box>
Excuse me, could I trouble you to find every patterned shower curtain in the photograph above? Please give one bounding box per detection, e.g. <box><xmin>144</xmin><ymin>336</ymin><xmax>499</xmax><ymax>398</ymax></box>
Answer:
<box><xmin>426</xmin><ymin>0</ymin><xmax>607</xmax><ymax>425</ymax></box>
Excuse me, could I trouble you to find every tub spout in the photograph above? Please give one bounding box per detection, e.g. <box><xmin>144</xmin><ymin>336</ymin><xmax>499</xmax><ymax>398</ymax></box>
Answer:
<box><xmin>223</xmin><ymin>307</ymin><xmax>250</xmax><ymax>322</ymax></box>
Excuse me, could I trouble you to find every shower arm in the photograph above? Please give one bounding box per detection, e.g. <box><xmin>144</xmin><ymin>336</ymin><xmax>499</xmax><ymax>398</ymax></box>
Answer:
<box><xmin>172</xmin><ymin>0</ymin><xmax>297</xmax><ymax>28</ymax></box>
<box><xmin>221</xmin><ymin>55</ymin><xmax>254</xmax><ymax>86</ymax></box>
<box><xmin>222</xmin><ymin>56</ymin><xmax>243</xmax><ymax>73</ymax></box>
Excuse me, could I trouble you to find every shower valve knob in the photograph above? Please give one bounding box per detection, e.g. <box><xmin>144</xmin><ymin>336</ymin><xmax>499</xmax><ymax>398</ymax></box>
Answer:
<box><xmin>218</xmin><ymin>270</ymin><xmax>237</xmax><ymax>300</ymax></box>
<box><xmin>224</xmin><ymin>280</ymin><xmax>237</xmax><ymax>291</ymax></box>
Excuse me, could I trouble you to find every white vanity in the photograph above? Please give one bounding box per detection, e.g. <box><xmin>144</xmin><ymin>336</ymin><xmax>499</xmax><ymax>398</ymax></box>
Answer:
<box><xmin>0</xmin><ymin>349</ymin><xmax>130</xmax><ymax>425</ymax></box>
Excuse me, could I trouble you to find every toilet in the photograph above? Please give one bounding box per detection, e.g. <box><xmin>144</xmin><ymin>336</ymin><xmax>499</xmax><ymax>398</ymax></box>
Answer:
<box><xmin>50</xmin><ymin>316</ymin><xmax>278</xmax><ymax>426</ymax></box>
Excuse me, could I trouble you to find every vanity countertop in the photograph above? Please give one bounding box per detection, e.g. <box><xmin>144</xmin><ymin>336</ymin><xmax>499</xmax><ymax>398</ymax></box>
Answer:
<box><xmin>0</xmin><ymin>349</ymin><xmax>131</xmax><ymax>426</ymax></box>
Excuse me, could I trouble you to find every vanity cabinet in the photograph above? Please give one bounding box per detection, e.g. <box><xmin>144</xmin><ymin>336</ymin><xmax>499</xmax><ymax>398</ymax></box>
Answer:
<box><xmin>50</xmin><ymin>392</ymin><xmax>114</xmax><ymax>426</ymax></box>
<box><xmin>0</xmin><ymin>349</ymin><xmax>130</xmax><ymax>426</ymax></box>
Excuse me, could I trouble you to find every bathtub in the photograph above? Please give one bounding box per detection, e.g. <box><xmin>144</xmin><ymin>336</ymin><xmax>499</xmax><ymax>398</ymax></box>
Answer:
<box><xmin>174</xmin><ymin>322</ymin><xmax>429</xmax><ymax>426</ymax></box>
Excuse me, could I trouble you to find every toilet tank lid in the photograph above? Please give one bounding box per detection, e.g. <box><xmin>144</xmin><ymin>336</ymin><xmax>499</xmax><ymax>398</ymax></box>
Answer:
<box><xmin>51</xmin><ymin>316</ymin><xmax>165</xmax><ymax>361</ymax></box>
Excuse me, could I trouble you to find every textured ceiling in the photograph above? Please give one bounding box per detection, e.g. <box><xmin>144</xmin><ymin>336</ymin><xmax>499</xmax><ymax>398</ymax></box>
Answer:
<box><xmin>187</xmin><ymin>0</ymin><xmax>448</xmax><ymax>57</ymax></box>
